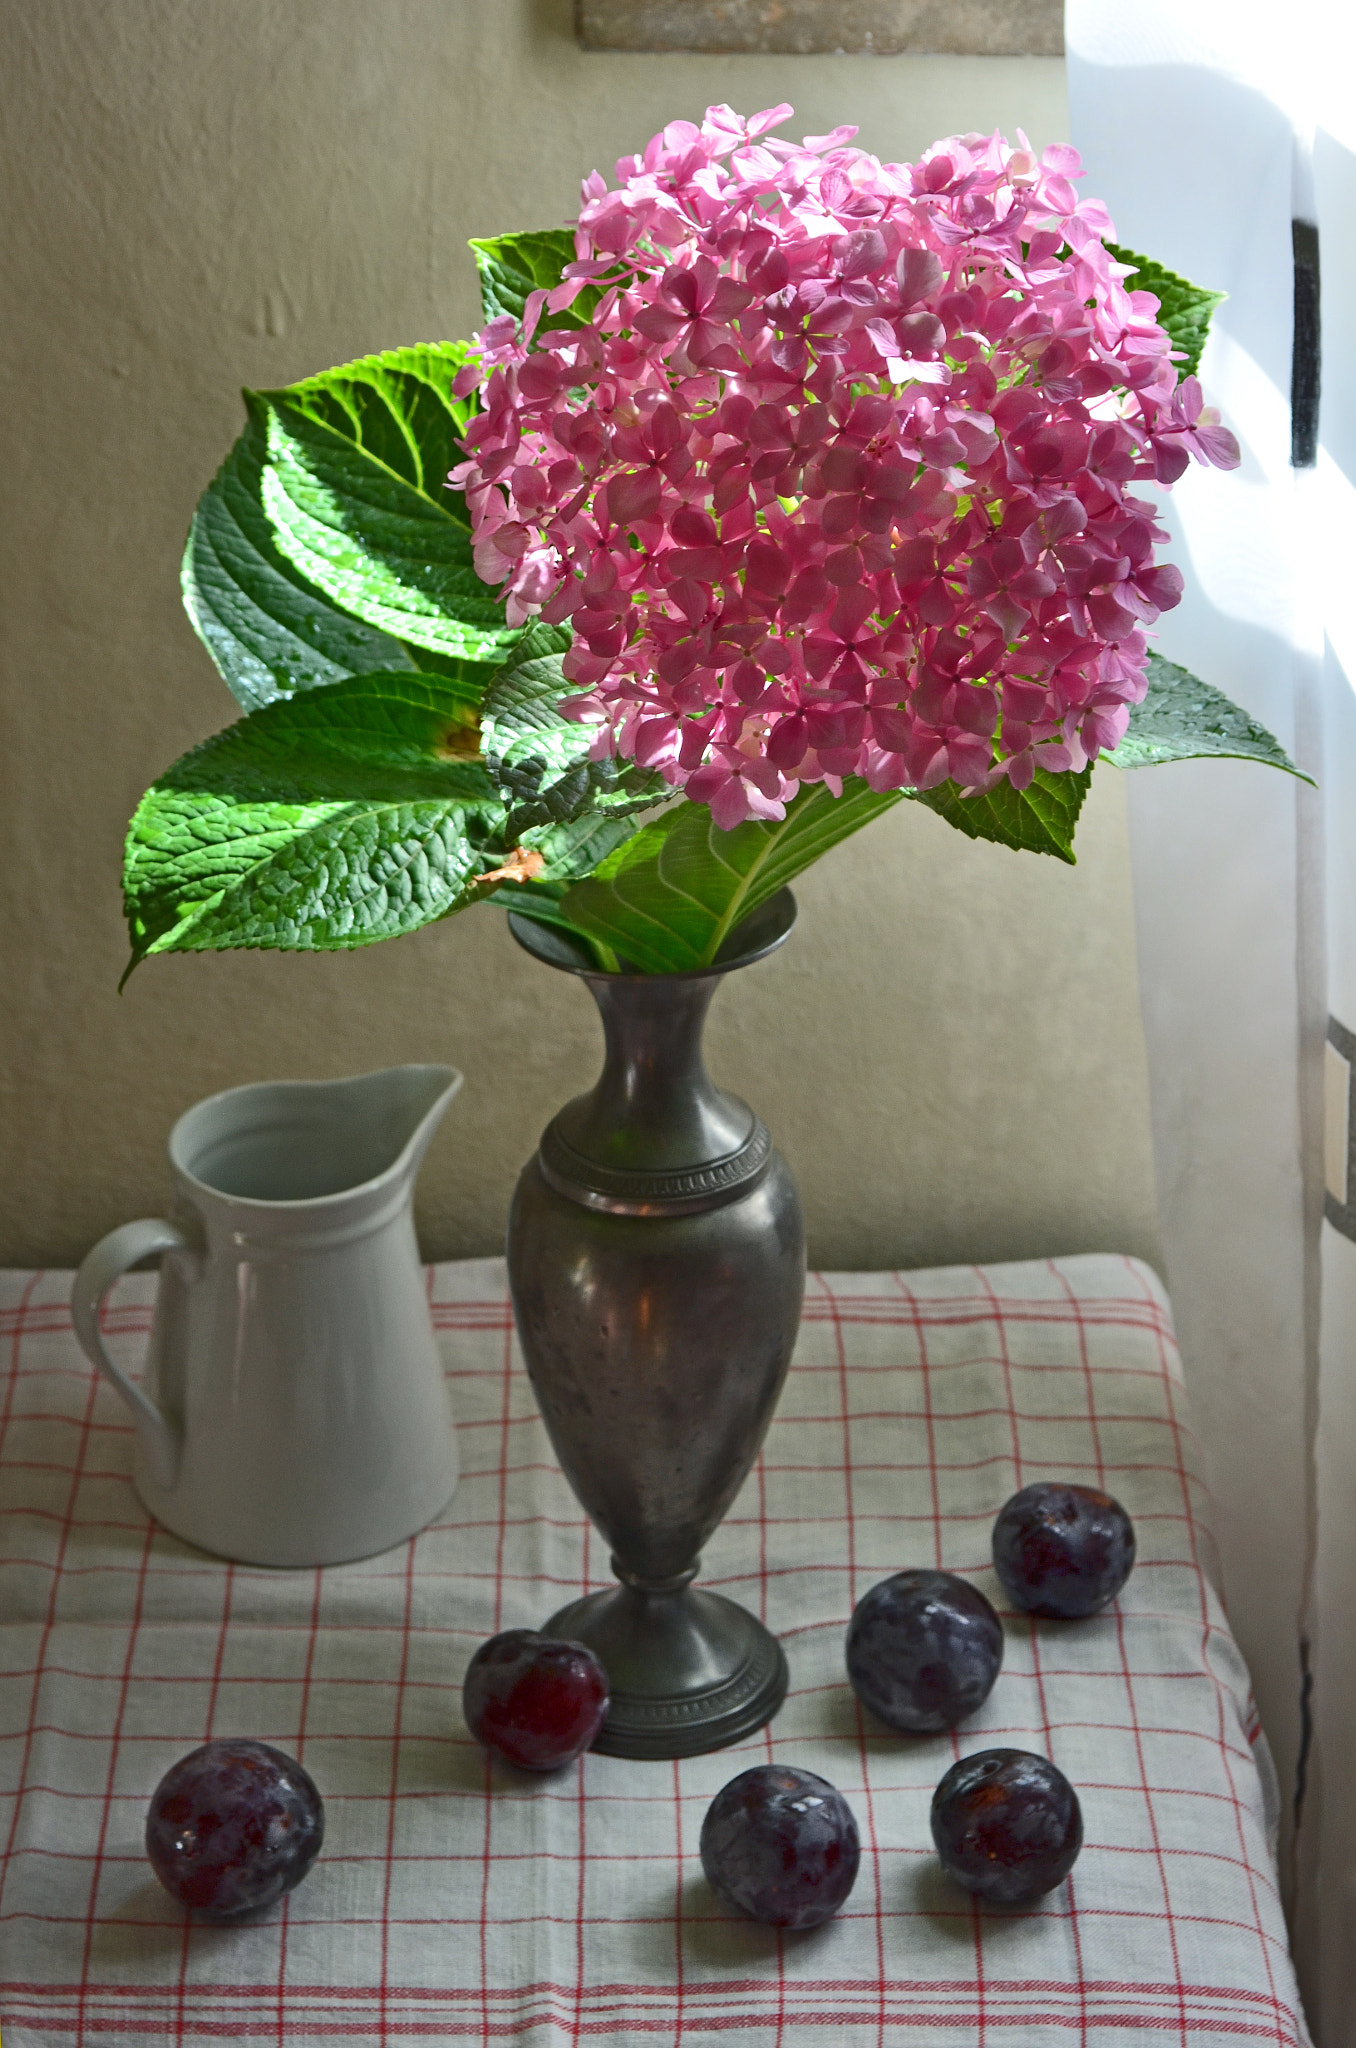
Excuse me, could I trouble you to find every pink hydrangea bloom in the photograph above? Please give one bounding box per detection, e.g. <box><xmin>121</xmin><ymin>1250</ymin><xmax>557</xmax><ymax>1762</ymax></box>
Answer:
<box><xmin>451</xmin><ymin>108</ymin><xmax>1239</xmax><ymax>827</ymax></box>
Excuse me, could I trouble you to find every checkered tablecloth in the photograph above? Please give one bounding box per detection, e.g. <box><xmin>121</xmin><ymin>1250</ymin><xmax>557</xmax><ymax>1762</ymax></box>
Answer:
<box><xmin>0</xmin><ymin>1255</ymin><xmax>1309</xmax><ymax>2045</ymax></box>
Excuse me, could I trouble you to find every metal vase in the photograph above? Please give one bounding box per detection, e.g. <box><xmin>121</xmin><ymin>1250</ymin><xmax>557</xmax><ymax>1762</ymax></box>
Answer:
<box><xmin>505</xmin><ymin>888</ymin><xmax>805</xmax><ymax>1759</ymax></box>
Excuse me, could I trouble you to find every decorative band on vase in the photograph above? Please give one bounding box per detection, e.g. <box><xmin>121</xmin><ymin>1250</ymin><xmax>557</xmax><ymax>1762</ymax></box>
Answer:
<box><xmin>538</xmin><ymin>1118</ymin><xmax>774</xmax><ymax>1215</ymax></box>
<box><xmin>587</xmin><ymin>1630</ymin><xmax>789</xmax><ymax>1759</ymax></box>
<box><xmin>610</xmin><ymin>1650</ymin><xmax>776</xmax><ymax>1726</ymax></box>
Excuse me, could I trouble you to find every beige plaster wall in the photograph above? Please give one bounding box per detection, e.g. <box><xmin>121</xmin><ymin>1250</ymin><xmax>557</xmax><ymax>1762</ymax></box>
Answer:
<box><xmin>0</xmin><ymin>0</ymin><xmax>1162</xmax><ymax>1276</ymax></box>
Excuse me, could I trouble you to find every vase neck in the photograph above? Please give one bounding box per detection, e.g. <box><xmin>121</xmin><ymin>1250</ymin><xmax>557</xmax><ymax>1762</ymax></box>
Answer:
<box><xmin>551</xmin><ymin>971</ymin><xmax>753</xmax><ymax>1176</ymax></box>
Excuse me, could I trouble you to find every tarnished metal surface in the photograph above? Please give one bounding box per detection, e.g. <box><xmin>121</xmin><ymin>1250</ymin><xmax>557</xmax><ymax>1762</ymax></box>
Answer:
<box><xmin>505</xmin><ymin>892</ymin><xmax>805</xmax><ymax>1756</ymax></box>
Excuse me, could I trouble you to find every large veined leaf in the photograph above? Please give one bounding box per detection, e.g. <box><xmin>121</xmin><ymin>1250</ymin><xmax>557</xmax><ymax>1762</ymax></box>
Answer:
<box><xmin>469</xmin><ymin>229</ymin><xmax>599</xmax><ymax>333</ymax></box>
<box><xmin>480</xmin><ymin>622</ymin><xmax>667</xmax><ymax>835</ymax></box>
<box><xmin>523</xmin><ymin>810</ymin><xmax>658</xmax><ymax>885</ymax></box>
<box><xmin>516</xmin><ymin>739</ymin><xmax>1111</xmax><ymax>970</ymax></box>
<box><xmin>182</xmin><ymin>405</ymin><xmax>418</xmax><ymax>711</ymax></box>
<box><xmin>123</xmin><ymin>672</ymin><xmax>527</xmax><ymax>974</ymax></box>
<box><xmin>912</xmin><ymin>764</ymin><xmax>1091</xmax><ymax>864</ymax></box>
<box><xmin>1106</xmin><ymin>244</ymin><xmax>1226</xmax><ymax>380</ymax></box>
<box><xmin>545</xmin><ymin>777</ymin><xmax>907</xmax><ymax>973</ymax></box>
<box><xmin>1109</xmin><ymin>652</ymin><xmax>1312</xmax><ymax>779</ymax></box>
<box><xmin>507</xmin><ymin>647</ymin><xmax>1307</xmax><ymax>972</ymax></box>
<box><xmin>253</xmin><ymin>342</ymin><xmax>519</xmax><ymax>662</ymax></box>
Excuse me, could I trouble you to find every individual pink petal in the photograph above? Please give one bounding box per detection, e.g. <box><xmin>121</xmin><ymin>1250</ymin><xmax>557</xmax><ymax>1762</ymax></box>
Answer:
<box><xmin>604</xmin><ymin>468</ymin><xmax>662</xmax><ymax>525</ymax></box>
<box><xmin>802</xmin><ymin>124</ymin><xmax>859</xmax><ymax>154</ymax></box>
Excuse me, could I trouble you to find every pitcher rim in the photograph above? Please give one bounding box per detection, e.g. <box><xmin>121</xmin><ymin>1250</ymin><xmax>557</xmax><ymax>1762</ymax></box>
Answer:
<box><xmin>167</xmin><ymin>1064</ymin><xmax>461</xmax><ymax>1211</ymax></box>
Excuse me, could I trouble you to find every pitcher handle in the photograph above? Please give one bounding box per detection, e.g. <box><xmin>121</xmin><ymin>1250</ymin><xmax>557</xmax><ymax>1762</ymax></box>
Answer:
<box><xmin>71</xmin><ymin>1220</ymin><xmax>189</xmax><ymax>1489</ymax></box>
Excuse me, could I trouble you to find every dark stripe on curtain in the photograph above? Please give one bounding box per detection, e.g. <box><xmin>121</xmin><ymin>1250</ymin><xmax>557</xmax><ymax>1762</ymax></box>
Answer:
<box><xmin>1292</xmin><ymin>219</ymin><xmax>1320</xmax><ymax>470</ymax></box>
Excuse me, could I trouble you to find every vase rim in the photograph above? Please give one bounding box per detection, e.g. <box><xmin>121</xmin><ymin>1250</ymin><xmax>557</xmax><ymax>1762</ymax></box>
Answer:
<box><xmin>506</xmin><ymin>887</ymin><xmax>797</xmax><ymax>982</ymax></box>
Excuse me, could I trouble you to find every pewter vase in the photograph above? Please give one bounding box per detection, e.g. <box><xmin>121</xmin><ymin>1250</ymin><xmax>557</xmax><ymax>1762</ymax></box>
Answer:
<box><xmin>505</xmin><ymin>889</ymin><xmax>805</xmax><ymax>1758</ymax></box>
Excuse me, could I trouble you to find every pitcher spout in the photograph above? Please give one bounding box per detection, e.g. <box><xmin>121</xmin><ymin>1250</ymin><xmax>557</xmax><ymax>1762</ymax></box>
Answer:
<box><xmin>358</xmin><ymin>1064</ymin><xmax>463</xmax><ymax>1183</ymax></box>
<box><xmin>169</xmin><ymin>1065</ymin><xmax>462</xmax><ymax>1212</ymax></box>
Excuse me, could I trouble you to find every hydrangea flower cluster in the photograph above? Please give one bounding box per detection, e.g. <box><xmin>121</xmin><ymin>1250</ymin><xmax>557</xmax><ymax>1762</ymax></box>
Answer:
<box><xmin>452</xmin><ymin>106</ymin><xmax>1239</xmax><ymax>828</ymax></box>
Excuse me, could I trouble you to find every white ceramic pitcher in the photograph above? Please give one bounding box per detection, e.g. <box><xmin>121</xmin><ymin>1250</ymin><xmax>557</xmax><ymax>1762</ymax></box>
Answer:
<box><xmin>71</xmin><ymin>1065</ymin><xmax>462</xmax><ymax>1568</ymax></box>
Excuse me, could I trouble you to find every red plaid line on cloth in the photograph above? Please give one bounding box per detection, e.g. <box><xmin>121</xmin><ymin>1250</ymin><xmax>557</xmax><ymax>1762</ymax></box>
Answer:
<box><xmin>0</xmin><ymin>1255</ymin><xmax>1310</xmax><ymax>2046</ymax></box>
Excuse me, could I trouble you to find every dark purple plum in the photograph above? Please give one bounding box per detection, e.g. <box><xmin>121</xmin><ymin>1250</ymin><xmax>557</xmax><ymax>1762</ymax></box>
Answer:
<box><xmin>992</xmin><ymin>1482</ymin><xmax>1135</xmax><ymax>1619</ymax></box>
<box><xmin>463</xmin><ymin>1629</ymin><xmax>609</xmax><ymax>1771</ymax></box>
<box><xmin>845</xmin><ymin>1569</ymin><xmax>1003</xmax><ymax>1733</ymax></box>
<box><xmin>145</xmin><ymin>1739</ymin><xmax>324</xmax><ymax>1920</ymax></box>
<box><xmin>931</xmin><ymin>1748</ymin><xmax>1082</xmax><ymax>1906</ymax></box>
<box><xmin>700</xmin><ymin>1765</ymin><xmax>860</xmax><ymax>1930</ymax></box>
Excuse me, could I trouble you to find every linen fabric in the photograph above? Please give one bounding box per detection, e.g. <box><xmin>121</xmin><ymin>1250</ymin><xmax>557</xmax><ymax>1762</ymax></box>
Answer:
<box><xmin>0</xmin><ymin>1256</ymin><xmax>1307</xmax><ymax>2045</ymax></box>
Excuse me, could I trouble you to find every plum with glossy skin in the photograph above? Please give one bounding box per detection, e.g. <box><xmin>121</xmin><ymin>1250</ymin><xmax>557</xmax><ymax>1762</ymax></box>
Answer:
<box><xmin>845</xmin><ymin>1569</ymin><xmax>1003</xmax><ymax>1732</ymax></box>
<box><xmin>700</xmin><ymin>1765</ymin><xmax>860</xmax><ymax>1929</ymax></box>
<box><xmin>145</xmin><ymin>1739</ymin><xmax>324</xmax><ymax>1920</ymax></box>
<box><xmin>463</xmin><ymin>1629</ymin><xmax>609</xmax><ymax>1770</ymax></box>
<box><xmin>992</xmin><ymin>1482</ymin><xmax>1135</xmax><ymax>1619</ymax></box>
<box><xmin>931</xmin><ymin>1748</ymin><xmax>1082</xmax><ymax>1905</ymax></box>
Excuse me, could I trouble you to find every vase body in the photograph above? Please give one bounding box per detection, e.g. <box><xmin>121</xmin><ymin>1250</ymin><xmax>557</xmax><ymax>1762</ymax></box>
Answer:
<box><xmin>505</xmin><ymin>891</ymin><xmax>805</xmax><ymax>1757</ymax></box>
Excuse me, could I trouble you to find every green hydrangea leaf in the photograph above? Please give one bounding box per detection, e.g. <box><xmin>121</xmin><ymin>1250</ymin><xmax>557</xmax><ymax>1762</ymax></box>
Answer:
<box><xmin>122</xmin><ymin>671</ymin><xmax>511</xmax><ymax>972</ymax></box>
<box><xmin>181</xmin><ymin>405</ymin><xmax>416</xmax><ymax>710</ymax></box>
<box><xmin>252</xmin><ymin>341</ymin><xmax>519</xmax><ymax>663</ymax></box>
<box><xmin>480</xmin><ymin>622</ymin><xmax>667</xmax><ymax>835</ymax></box>
<box><xmin>911</xmin><ymin>764</ymin><xmax>1091</xmax><ymax>864</ymax></box>
<box><xmin>1109</xmin><ymin>652</ymin><xmax>1313</xmax><ymax>779</ymax></box>
<box><xmin>549</xmin><ymin>777</ymin><xmax>906</xmax><ymax>973</ymax></box>
<box><xmin>469</xmin><ymin>229</ymin><xmax>599</xmax><ymax>333</ymax></box>
<box><xmin>521</xmin><ymin>809</ymin><xmax>659</xmax><ymax>883</ymax></box>
<box><xmin>527</xmin><ymin>752</ymin><xmax>1105</xmax><ymax>973</ymax></box>
<box><xmin>1105</xmin><ymin>244</ymin><xmax>1226</xmax><ymax>380</ymax></box>
<box><xmin>396</xmin><ymin>642</ymin><xmax>502</xmax><ymax>690</ymax></box>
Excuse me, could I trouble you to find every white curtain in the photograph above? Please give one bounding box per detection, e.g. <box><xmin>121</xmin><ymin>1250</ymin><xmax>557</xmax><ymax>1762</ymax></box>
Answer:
<box><xmin>1306</xmin><ymin>27</ymin><xmax>1356</xmax><ymax>2032</ymax></box>
<box><xmin>1068</xmin><ymin>4</ymin><xmax>1355</xmax><ymax>2037</ymax></box>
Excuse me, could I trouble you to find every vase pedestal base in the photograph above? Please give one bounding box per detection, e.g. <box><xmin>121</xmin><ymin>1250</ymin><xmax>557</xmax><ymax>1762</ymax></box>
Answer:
<box><xmin>546</xmin><ymin>1580</ymin><xmax>788</xmax><ymax>1760</ymax></box>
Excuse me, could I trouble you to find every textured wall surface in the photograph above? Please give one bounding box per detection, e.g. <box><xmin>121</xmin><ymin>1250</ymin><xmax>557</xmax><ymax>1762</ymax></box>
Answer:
<box><xmin>0</xmin><ymin>0</ymin><xmax>1161</xmax><ymax>1275</ymax></box>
